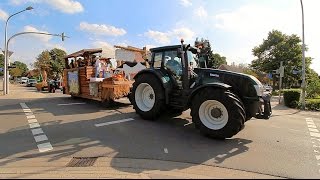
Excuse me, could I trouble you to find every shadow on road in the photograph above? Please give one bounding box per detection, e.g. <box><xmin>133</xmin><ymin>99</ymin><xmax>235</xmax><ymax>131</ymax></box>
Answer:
<box><xmin>0</xmin><ymin>96</ymin><xmax>253</xmax><ymax>175</ymax></box>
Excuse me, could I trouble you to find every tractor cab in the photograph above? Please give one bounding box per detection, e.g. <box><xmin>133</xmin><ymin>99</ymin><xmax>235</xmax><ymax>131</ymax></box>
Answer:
<box><xmin>149</xmin><ymin>41</ymin><xmax>200</xmax><ymax>92</ymax></box>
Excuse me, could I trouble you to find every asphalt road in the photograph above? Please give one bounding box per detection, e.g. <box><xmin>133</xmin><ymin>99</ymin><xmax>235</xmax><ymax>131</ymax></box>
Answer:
<box><xmin>1</xmin><ymin>83</ymin><xmax>320</xmax><ymax>178</ymax></box>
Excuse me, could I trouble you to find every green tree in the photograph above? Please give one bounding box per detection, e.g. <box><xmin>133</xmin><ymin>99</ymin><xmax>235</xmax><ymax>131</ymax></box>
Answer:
<box><xmin>33</xmin><ymin>48</ymin><xmax>67</xmax><ymax>80</ymax></box>
<box><xmin>195</xmin><ymin>38</ymin><xmax>227</xmax><ymax>68</ymax></box>
<box><xmin>9</xmin><ymin>61</ymin><xmax>29</xmax><ymax>77</ymax></box>
<box><xmin>251</xmin><ymin>30</ymin><xmax>312</xmax><ymax>88</ymax></box>
<box><xmin>49</xmin><ymin>48</ymin><xmax>67</xmax><ymax>78</ymax></box>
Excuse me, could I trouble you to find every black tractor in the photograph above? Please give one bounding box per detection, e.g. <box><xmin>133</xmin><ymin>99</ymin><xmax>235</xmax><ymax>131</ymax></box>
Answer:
<box><xmin>131</xmin><ymin>40</ymin><xmax>271</xmax><ymax>139</ymax></box>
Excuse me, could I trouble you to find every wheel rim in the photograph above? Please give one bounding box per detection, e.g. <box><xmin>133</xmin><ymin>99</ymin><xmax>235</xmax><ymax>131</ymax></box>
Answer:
<box><xmin>135</xmin><ymin>83</ymin><xmax>155</xmax><ymax>112</ymax></box>
<box><xmin>199</xmin><ymin>100</ymin><xmax>228</xmax><ymax>130</ymax></box>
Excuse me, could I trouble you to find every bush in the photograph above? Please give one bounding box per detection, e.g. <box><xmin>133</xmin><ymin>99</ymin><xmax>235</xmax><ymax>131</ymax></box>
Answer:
<box><xmin>307</xmin><ymin>80</ymin><xmax>320</xmax><ymax>99</ymax></box>
<box><xmin>306</xmin><ymin>99</ymin><xmax>320</xmax><ymax>111</ymax></box>
<box><xmin>283</xmin><ymin>89</ymin><xmax>301</xmax><ymax>108</ymax></box>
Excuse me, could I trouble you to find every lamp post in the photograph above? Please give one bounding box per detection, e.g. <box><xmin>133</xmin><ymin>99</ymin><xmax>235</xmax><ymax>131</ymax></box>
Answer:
<box><xmin>3</xmin><ymin>6</ymin><xmax>33</xmax><ymax>95</ymax></box>
<box><xmin>5</xmin><ymin>31</ymin><xmax>68</xmax><ymax>95</ymax></box>
<box><xmin>300</xmin><ymin>0</ymin><xmax>306</xmax><ymax>109</ymax></box>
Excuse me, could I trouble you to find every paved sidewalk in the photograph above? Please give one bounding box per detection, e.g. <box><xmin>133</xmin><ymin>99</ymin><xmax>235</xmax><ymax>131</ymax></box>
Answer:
<box><xmin>0</xmin><ymin>157</ymin><xmax>281</xmax><ymax>179</ymax></box>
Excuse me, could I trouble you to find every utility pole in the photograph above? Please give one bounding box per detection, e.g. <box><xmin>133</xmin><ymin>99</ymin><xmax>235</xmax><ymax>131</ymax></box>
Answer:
<box><xmin>300</xmin><ymin>0</ymin><xmax>306</xmax><ymax>110</ymax></box>
<box><xmin>279</xmin><ymin>61</ymin><xmax>284</xmax><ymax>104</ymax></box>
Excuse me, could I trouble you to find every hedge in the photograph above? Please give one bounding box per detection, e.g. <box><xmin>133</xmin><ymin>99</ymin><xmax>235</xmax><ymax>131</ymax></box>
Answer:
<box><xmin>306</xmin><ymin>99</ymin><xmax>320</xmax><ymax>111</ymax></box>
<box><xmin>283</xmin><ymin>89</ymin><xmax>301</xmax><ymax>108</ymax></box>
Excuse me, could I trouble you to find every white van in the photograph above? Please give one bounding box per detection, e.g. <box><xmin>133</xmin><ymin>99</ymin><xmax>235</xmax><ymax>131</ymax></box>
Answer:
<box><xmin>21</xmin><ymin>77</ymin><xmax>29</xmax><ymax>84</ymax></box>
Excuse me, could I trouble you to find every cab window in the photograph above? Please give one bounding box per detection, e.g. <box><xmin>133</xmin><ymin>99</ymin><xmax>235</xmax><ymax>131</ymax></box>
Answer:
<box><xmin>153</xmin><ymin>52</ymin><xmax>162</xmax><ymax>68</ymax></box>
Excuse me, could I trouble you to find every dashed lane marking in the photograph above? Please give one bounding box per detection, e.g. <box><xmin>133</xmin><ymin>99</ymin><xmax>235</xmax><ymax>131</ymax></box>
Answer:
<box><xmin>305</xmin><ymin>118</ymin><xmax>320</xmax><ymax>174</ymax></box>
<box><xmin>95</xmin><ymin>118</ymin><xmax>135</xmax><ymax>127</ymax></box>
<box><xmin>20</xmin><ymin>103</ymin><xmax>53</xmax><ymax>153</ymax></box>
<box><xmin>309</xmin><ymin>128</ymin><xmax>320</xmax><ymax>133</ymax></box>
<box><xmin>37</xmin><ymin>142</ymin><xmax>53</xmax><ymax>153</ymax></box>
<box><xmin>31</xmin><ymin>128</ymin><xmax>44</xmax><ymax>136</ymax></box>
<box><xmin>310</xmin><ymin>132</ymin><xmax>320</xmax><ymax>138</ymax></box>
<box><xmin>27</xmin><ymin>119</ymin><xmax>38</xmax><ymax>123</ymax></box>
<box><xmin>34</xmin><ymin>134</ymin><xmax>48</xmax><ymax>143</ymax></box>
<box><xmin>57</xmin><ymin>102</ymin><xmax>86</xmax><ymax>106</ymax></box>
<box><xmin>26</xmin><ymin>115</ymin><xmax>36</xmax><ymax>119</ymax></box>
<box><xmin>29</xmin><ymin>123</ymin><xmax>40</xmax><ymax>129</ymax></box>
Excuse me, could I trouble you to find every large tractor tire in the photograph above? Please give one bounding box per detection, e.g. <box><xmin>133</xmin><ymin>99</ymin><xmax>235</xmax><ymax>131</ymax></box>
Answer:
<box><xmin>191</xmin><ymin>88</ymin><xmax>245</xmax><ymax>139</ymax></box>
<box><xmin>132</xmin><ymin>74</ymin><xmax>165</xmax><ymax>120</ymax></box>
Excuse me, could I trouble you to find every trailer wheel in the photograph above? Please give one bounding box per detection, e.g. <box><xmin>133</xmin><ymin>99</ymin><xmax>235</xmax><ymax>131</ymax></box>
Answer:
<box><xmin>132</xmin><ymin>74</ymin><xmax>165</xmax><ymax>120</ymax></box>
<box><xmin>191</xmin><ymin>88</ymin><xmax>245</xmax><ymax>139</ymax></box>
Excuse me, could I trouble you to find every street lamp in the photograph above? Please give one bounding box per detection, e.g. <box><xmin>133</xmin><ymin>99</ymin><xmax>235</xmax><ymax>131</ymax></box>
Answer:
<box><xmin>3</xmin><ymin>6</ymin><xmax>33</xmax><ymax>95</ymax></box>
<box><xmin>300</xmin><ymin>0</ymin><xmax>306</xmax><ymax>109</ymax></box>
<box><xmin>5</xmin><ymin>31</ymin><xmax>68</xmax><ymax>94</ymax></box>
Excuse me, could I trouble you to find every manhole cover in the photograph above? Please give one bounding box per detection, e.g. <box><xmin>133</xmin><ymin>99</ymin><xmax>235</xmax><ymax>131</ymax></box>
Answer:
<box><xmin>66</xmin><ymin>157</ymin><xmax>97</xmax><ymax>167</ymax></box>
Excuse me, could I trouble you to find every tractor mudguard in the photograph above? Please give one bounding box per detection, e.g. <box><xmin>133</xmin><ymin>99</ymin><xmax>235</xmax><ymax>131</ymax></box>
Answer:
<box><xmin>188</xmin><ymin>83</ymin><xmax>231</xmax><ymax>106</ymax></box>
<box><xmin>134</xmin><ymin>69</ymin><xmax>172</xmax><ymax>103</ymax></box>
<box><xmin>134</xmin><ymin>69</ymin><xmax>171</xmax><ymax>89</ymax></box>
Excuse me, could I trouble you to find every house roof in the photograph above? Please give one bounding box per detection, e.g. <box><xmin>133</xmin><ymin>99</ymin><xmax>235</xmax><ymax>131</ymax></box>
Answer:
<box><xmin>64</xmin><ymin>48</ymin><xmax>102</xmax><ymax>59</ymax></box>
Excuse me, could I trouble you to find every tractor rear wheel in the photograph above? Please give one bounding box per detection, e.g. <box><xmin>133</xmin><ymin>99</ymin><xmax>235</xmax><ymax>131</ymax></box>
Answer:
<box><xmin>132</xmin><ymin>74</ymin><xmax>165</xmax><ymax>120</ymax></box>
<box><xmin>191</xmin><ymin>88</ymin><xmax>245</xmax><ymax>139</ymax></box>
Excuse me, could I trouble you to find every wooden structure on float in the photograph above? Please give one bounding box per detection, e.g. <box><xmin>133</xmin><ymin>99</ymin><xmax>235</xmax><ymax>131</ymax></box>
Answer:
<box><xmin>62</xmin><ymin>48</ymin><xmax>133</xmax><ymax>103</ymax></box>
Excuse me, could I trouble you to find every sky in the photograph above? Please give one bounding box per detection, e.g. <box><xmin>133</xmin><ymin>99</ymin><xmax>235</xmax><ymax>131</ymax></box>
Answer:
<box><xmin>0</xmin><ymin>0</ymin><xmax>319</xmax><ymax>74</ymax></box>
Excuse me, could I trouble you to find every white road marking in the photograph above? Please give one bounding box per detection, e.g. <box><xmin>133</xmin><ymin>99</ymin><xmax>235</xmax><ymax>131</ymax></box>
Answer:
<box><xmin>308</xmin><ymin>125</ymin><xmax>317</xmax><ymax>129</ymax></box>
<box><xmin>28</xmin><ymin>119</ymin><xmax>38</xmax><ymax>123</ymax></box>
<box><xmin>164</xmin><ymin>148</ymin><xmax>168</xmax><ymax>154</ymax></box>
<box><xmin>29</xmin><ymin>123</ymin><xmax>40</xmax><ymax>129</ymax></box>
<box><xmin>57</xmin><ymin>102</ymin><xmax>86</xmax><ymax>106</ymax></box>
<box><xmin>20</xmin><ymin>103</ymin><xmax>28</xmax><ymax>109</ymax></box>
<box><xmin>307</xmin><ymin>122</ymin><xmax>316</xmax><ymax>126</ymax></box>
<box><xmin>37</xmin><ymin>142</ymin><xmax>53</xmax><ymax>153</ymax></box>
<box><xmin>310</xmin><ymin>132</ymin><xmax>320</xmax><ymax>138</ymax></box>
<box><xmin>31</xmin><ymin>128</ymin><xmax>44</xmax><ymax>136</ymax></box>
<box><xmin>34</xmin><ymin>134</ymin><xmax>48</xmax><ymax>142</ymax></box>
<box><xmin>20</xmin><ymin>103</ymin><xmax>53</xmax><ymax>153</ymax></box>
<box><xmin>309</xmin><ymin>128</ymin><xmax>320</xmax><ymax>133</ymax></box>
<box><xmin>95</xmin><ymin>118</ymin><xmax>135</xmax><ymax>127</ymax></box>
<box><xmin>27</xmin><ymin>115</ymin><xmax>36</xmax><ymax>119</ymax></box>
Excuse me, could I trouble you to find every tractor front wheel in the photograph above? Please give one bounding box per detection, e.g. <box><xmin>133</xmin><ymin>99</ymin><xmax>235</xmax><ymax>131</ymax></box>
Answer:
<box><xmin>132</xmin><ymin>74</ymin><xmax>165</xmax><ymax>120</ymax></box>
<box><xmin>191</xmin><ymin>88</ymin><xmax>245</xmax><ymax>139</ymax></box>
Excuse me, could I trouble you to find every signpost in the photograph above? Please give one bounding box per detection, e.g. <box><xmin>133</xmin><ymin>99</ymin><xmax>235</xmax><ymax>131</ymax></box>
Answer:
<box><xmin>279</xmin><ymin>61</ymin><xmax>284</xmax><ymax>104</ymax></box>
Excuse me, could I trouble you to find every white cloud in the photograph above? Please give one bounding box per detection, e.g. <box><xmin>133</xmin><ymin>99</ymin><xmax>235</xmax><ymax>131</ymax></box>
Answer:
<box><xmin>92</xmin><ymin>41</ymin><xmax>114</xmax><ymax>49</ymax></box>
<box><xmin>80</xmin><ymin>22</ymin><xmax>127</xmax><ymax>37</ymax></box>
<box><xmin>213</xmin><ymin>1</ymin><xmax>320</xmax><ymax>74</ymax></box>
<box><xmin>10</xmin><ymin>0</ymin><xmax>83</xmax><ymax>14</ymax></box>
<box><xmin>194</xmin><ymin>6</ymin><xmax>208</xmax><ymax>19</ymax></box>
<box><xmin>45</xmin><ymin>0</ymin><xmax>83</xmax><ymax>14</ymax></box>
<box><xmin>144</xmin><ymin>27</ymin><xmax>195</xmax><ymax>45</ymax></box>
<box><xmin>144</xmin><ymin>30</ymin><xmax>171</xmax><ymax>44</ymax></box>
<box><xmin>0</xmin><ymin>9</ymin><xmax>8</xmax><ymax>21</ymax></box>
<box><xmin>172</xmin><ymin>27</ymin><xmax>195</xmax><ymax>42</ymax></box>
<box><xmin>23</xmin><ymin>25</ymin><xmax>52</xmax><ymax>42</ymax></box>
<box><xmin>180</xmin><ymin>0</ymin><xmax>192</xmax><ymax>7</ymax></box>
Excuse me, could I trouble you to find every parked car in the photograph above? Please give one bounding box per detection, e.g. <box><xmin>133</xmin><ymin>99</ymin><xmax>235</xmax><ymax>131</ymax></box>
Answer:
<box><xmin>21</xmin><ymin>77</ymin><xmax>29</xmax><ymax>84</ymax></box>
<box><xmin>26</xmin><ymin>79</ymin><xmax>37</xmax><ymax>87</ymax></box>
